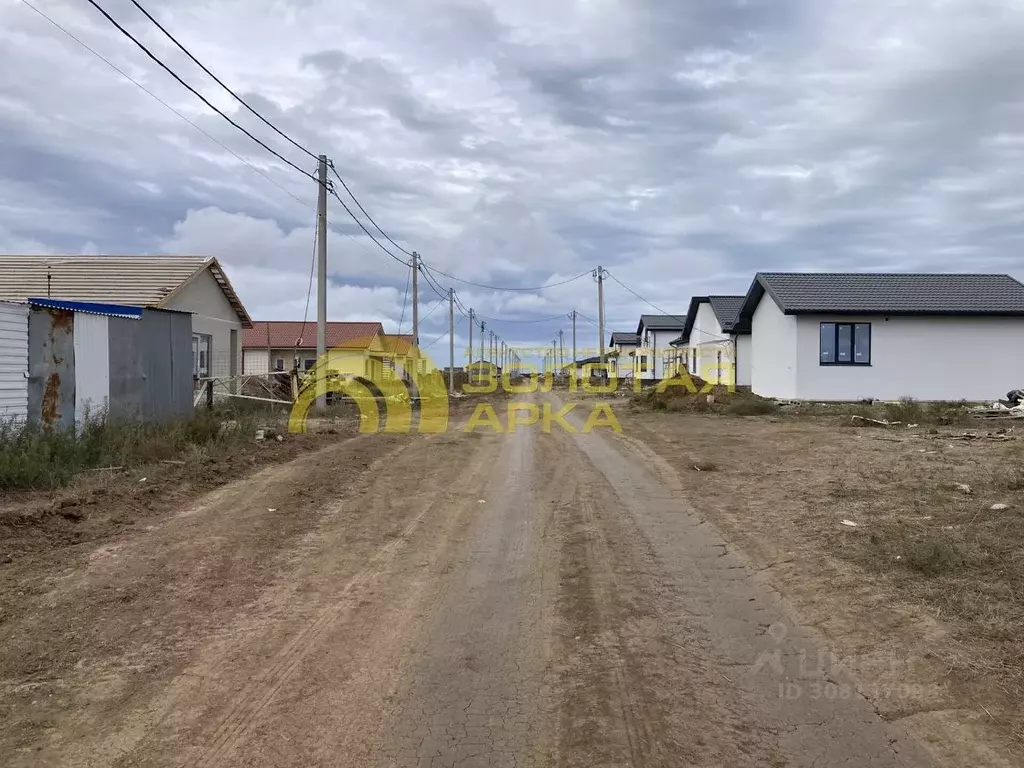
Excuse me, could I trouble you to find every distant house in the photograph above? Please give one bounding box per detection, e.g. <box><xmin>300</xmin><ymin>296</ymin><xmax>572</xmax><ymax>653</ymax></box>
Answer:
<box><xmin>0</xmin><ymin>255</ymin><xmax>251</xmax><ymax>382</ymax></box>
<box><xmin>735</xmin><ymin>272</ymin><xmax>1024</xmax><ymax>401</ymax></box>
<box><xmin>608</xmin><ymin>332</ymin><xmax>639</xmax><ymax>380</ymax></box>
<box><xmin>636</xmin><ymin>314</ymin><xmax>686</xmax><ymax>381</ymax></box>
<box><xmin>672</xmin><ymin>296</ymin><xmax>750</xmax><ymax>386</ymax></box>
<box><xmin>242</xmin><ymin>321</ymin><xmax>387</xmax><ymax>380</ymax></box>
<box><xmin>466</xmin><ymin>360</ymin><xmax>500</xmax><ymax>386</ymax></box>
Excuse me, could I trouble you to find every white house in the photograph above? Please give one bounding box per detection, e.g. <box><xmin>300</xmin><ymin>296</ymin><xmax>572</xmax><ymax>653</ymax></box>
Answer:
<box><xmin>636</xmin><ymin>314</ymin><xmax>687</xmax><ymax>381</ymax></box>
<box><xmin>608</xmin><ymin>332</ymin><xmax>639</xmax><ymax>381</ymax></box>
<box><xmin>736</xmin><ymin>272</ymin><xmax>1024</xmax><ymax>402</ymax></box>
<box><xmin>671</xmin><ymin>296</ymin><xmax>751</xmax><ymax>386</ymax></box>
<box><xmin>0</xmin><ymin>255</ymin><xmax>251</xmax><ymax>382</ymax></box>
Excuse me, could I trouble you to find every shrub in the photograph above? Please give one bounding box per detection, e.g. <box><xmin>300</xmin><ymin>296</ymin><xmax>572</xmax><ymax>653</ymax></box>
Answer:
<box><xmin>904</xmin><ymin>537</ymin><xmax>965</xmax><ymax>576</ymax></box>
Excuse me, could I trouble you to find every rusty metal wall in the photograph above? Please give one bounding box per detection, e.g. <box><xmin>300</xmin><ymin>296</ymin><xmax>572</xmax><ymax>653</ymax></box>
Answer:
<box><xmin>27</xmin><ymin>306</ymin><xmax>76</xmax><ymax>429</ymax></box>
<box><xmin>108</xmin><ymin>308</ymin><xmax>193</xmax><ymax>422</ymax></box>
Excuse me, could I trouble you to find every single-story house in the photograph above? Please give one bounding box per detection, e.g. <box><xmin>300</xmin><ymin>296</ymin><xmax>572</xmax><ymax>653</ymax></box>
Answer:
<box><xmin>671</xmin><ymin>296</ymin><xmax>750</xmax><ymax>386</ymax></box>
<box><xmin>0</xmin><ymin>298</ymin><xmax>193</xmax><ymax>427</ymax></box>
<box><xmin>242</xmin><ymin>321</ymin><xmax>390</xmax><ymax>381</ymax></box>
<box><xmin>608</xmin><ymin>332</ymin><xmax>640</xmax><ymax>381</ymax></box>
<box><xmin>636</xmin><ymin>314</ymin><xmax>686</xmax><ymax>381</ymax></box>
<box><xmin>0</xmin><ymin>255</ymin><xmax>252</xmax><ymax>382</ymax></box>
<box><xmin>735</xmin><ymin>272</ymin><xmax>1024</xmax><ymax>401</ymax></box>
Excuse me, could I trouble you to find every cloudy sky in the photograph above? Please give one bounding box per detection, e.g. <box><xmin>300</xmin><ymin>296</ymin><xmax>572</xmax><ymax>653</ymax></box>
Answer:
<box><xmin>3</xmin><ymin>0</ymin><xmax>1024</xmax><ymax>360</ymax></box>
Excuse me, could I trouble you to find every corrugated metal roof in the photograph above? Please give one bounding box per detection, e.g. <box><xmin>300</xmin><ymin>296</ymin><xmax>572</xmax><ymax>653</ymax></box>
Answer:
<box><xmin>0</xmin><ymin>255</ymin><xmax>252</xmax><ymax>327</ymax></box>
<box><xmin>243</xmin><ymin>321</ymin><xmax>384</xmax><ymax>349</ymax></box>
<box><xmin>740</xmin><ymin>272</ymin><xmax>1024</xmax><ymax>319</ymax></box>
<box><xmin>28</xmin><ymin>297</ymin><xmax>143</xmax><ymax>320</ymax></box>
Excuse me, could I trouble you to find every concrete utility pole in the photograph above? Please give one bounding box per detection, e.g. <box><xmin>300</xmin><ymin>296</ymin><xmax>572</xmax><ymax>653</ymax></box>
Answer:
<box><xmin>468</xmin><ymin>308</ymin><xmax>474</xmax><ymax>366</ymax></box>
<box><xmin>596</xmin><ymin>266</ymin><xmax>606</xmax><ymax>366</ymax></box>
<box><xmin>411</xmin><ymin>251</ymin><xmax>420</xmax><ymax>350</ymax></box>
<box><xmin>569</xmin><ymin>310</ymin><xmax>577</xmax><ymax>367</ymax></box>
<box><xmin>315</xmin><ymin>154</ymin><xmax>328</xmax><ymax>415</ymax></box>
<box><xmin>480</xmin><ymin>321</ymin><xmax>486</xmax><ymax>364</ymax></box>
<box><xmin>448</xmin><ymin>288</ymin><xmax>455</xmax><ymax>393</ymax></box>
<box><xmin>558</xmin><ymin>330</ymin><xmax>564</xmax><ymax>368</ymax></box>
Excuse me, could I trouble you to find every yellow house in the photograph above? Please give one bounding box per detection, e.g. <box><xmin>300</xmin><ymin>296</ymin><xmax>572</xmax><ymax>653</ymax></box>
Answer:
<box><xmin>242</xmin><ymin>321</ymin><xmax>386</xmax><ymax>379</ymax></box>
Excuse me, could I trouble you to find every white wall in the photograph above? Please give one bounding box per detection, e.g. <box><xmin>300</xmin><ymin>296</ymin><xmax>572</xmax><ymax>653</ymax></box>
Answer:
<box><xmin>0</xmin><ymin>302</ymin><xmax>28</xmax><ymax>421</ymax></box>
<box><xmin>614</xmin><ymin>343</ymin><xmax>637</xmax><ymax>379</ymax></box>
<box><xmin>795</xmin><ymin>314</ymin><xmax>1024</xmax><ymax>401</ymax></box>
<box><xmin>242</xmin><ymin>349</ymin><xmax>270</xmax><ymax>376</ymax></box>
<box><xmin>735</xmin><ymin>334</ymin><xmax>752</xmax><ymax>387</ymax></box>
<box><xmin>750</xmin><ymin>295</ymin><xmax>798</xmax><ymax>399</ymax></box>
<box><xmin>691</xmin><ymin>302</ymin><xmax>735</xmax><ymax>384</ymax></box>
<box><xmin>165</xmin><ymin>269</ymin><xmax>242</xmax><ymax>378</ymax></box>
<box><xmin>73</xmin><ymin>312</ymin><xmax>109</xmax><ymax>423</ymax></box>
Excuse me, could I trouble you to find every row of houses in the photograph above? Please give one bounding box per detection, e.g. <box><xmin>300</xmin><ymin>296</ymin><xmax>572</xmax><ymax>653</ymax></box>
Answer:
<box><xmin>0</xmin><ymin>255</ymin><xmax>433</xmax><ymax>426</ymax></box>
<box><xmin>604</xmin><ymin>272</ymin><xmax>1024</xmax><ymax>402</ymax></box>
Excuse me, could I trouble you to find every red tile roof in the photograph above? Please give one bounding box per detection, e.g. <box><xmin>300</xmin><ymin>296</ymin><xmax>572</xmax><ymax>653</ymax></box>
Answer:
<box><xmin>242</xmin><ymin>321</ymin><xmax>383</xmax><ymax>350</ymax></box>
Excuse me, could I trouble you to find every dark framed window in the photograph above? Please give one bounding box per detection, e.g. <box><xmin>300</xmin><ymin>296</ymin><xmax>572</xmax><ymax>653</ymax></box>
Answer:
<box><xmin>304</xmin><ymin>358</ymin><xmax>316</xmax><ymax>371</ymax></box>
<box><xmin>820</xmin><ymin>323</ymin><xmax>871</xmax><ymax>365</ymax></box>
<box><xmin>274</xmin><ymin>357</ymin><xmax>285</xmax><ymax>371</ymax></box>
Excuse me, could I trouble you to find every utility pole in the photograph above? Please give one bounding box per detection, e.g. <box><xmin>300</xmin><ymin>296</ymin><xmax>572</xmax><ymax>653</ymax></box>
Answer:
<box><xmin>468</xmin><ymin>308</ymin><xmax>474</xmax><ymax>366</ymax></box>
<box><xmin>569</xmin><ymin>310</ymin><xmax>577</xmax><ymax>368</ymax></box>
<box><xmin>596</xmin><ymin>266</ymin><xmax>606</xmax><ymax>367</ymax></box>
<box><xmin>558</xmin><ymin>330</ymin><xmax>564</xmax><ymax>368</ymax></box>
<box><xmin>448</xmin><ymin>288</ymin><xmax>455</xmax><ymax>393</ymax></box>
<box><xmin>480</xmin><ymin>321</ymin><xmax>486</xmax><ymax>364</ymax></box>
<box><xmin>411</xmin><ymin>251</ymin><xmax>420</xmax><ymax>350</ymax></box>
<box><xmin>315</xmin><ymin>154</ymin><xmax>328</xmax><ymax>415</ymax></box>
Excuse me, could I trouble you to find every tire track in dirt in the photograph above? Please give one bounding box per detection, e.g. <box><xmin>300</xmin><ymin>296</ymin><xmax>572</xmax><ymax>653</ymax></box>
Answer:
<box><xmin>190</xmin><ymin>433</ymin><xmax>502</xmax><ymax>768</ymax></box>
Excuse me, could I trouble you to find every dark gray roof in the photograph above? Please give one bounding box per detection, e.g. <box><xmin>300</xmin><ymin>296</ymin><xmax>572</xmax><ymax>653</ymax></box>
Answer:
<box><xmin>610</xmin><ymin>331</ymin><xmax>639</xmax><ymax>346</ymax></box>
<box><xmin>737</xmin><ymin>273</ymin><xmax>1024</xmax><ymax>326</ymax></box>
<box><xmin>636</xmin><ymin>314</ymin><xmax>686</xmax><ymax>334</ymax></box>
<box><xmin>707</xmin><ymin>296</ymin><xmax>746</xmax><ymax>331</ymax></box>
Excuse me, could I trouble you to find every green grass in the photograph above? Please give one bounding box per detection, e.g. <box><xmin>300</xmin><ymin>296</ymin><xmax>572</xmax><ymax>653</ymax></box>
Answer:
<box><xmin>0</xmin><ymin>409</ymin><xmax>279</xmax><ymax>491</ymax></box>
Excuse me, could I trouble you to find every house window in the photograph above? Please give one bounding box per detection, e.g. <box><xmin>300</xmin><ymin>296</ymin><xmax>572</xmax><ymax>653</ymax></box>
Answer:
<box><xmin>274</xmin><ymin>357</ymin><xmax>285</xmax><ymax>371</ymax></box>
<box><xmin>820</xmin><ymin>323</ymin><xmax>871</xmax><ymax>365</ymax></box>
<box><xmin>639</xmin><ymin>355</ymin><xmax>648</xmax><ymax>372</ymax></box>
<box><xmin>304</xmin><ymin>358</ymin><xmax>316</xmax><ymax>371</ymax></box>
<box><xmin>192</xmin><ymin>333</ymin><xmax>211</xmax><ymax>378</ymax></box>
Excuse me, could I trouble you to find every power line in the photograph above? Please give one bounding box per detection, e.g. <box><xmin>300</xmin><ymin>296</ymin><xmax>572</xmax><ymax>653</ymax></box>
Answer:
<box><xmin>473</xmin><ymin>312</ymin><xmax>567</xmax><ymax>325</ymax></box>
<box><xmin>396</xmin><ymin>263</ymin><xmax>411</xmax><ymax>336</ymax></box>
<box><xmin>421</xmin><ymin>264</ymin><xmax>592</xmax><ymax>293</ymax></box>
<box><xmin>329</xmin><ymin>164</ymin><xmax>414</xmax><ymax>258</ymax></box>
<box><xmin>294</xmin><ymin>217</ymin><xmax>319</xmax><ymax>355</ymax></box>
<box><xmin>605</xmin><ymin>272</ymin><xmax>733</xmax><ymax>343</ymax></box>
<box><xmin>418</xmin><ymin>264</ymin><xmax>450</xmax><ymax>300</ymax></box>
<box><xmin>327</xmin><ymin>186</ymin><xmax>410</xmax><ymax>266</ymax></box>
<box><xmin>420</xmin><ymin>298</ymin><xmax>445</xmax><ymax>323</ymax></box>
<box><xmin>125</xmin><ymin>0</ymin><xmax>317</xmax><ymax>161</ymax></box>
<box><xmin>80</xmin><ymin>0</ymin><xmax>313</xmax><ymax>180</ymax></box>
<box><xmin>422</xmin><ymin>328</ymin><xmax>450</xmax><ymax>350</ymax></box>
<box><xmin>20</xmin><ymin>0</ymin><xmax>314</xmax><ymax>211</ymax></box>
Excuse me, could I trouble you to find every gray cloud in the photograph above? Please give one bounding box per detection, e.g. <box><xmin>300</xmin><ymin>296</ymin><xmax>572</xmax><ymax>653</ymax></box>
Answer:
<box><xmin>1</xmin><ymin>0</ymin><xmax>1024</xmax><ymax>357</ymax></box>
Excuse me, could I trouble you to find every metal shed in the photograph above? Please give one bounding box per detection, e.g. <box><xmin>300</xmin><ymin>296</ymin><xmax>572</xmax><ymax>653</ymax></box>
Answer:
<box><xmin>0</xmin><ymin>301</ymin><xmax>29</xmax><ymax>421</ymax></box>
<box><xmin>26</xmin><ymin>299</ymin><xmax>193</xmax><ymax>429</ymax></box>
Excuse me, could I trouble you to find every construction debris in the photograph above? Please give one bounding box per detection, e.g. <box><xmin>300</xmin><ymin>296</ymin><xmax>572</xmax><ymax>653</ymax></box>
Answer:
<box><xmin>840</xmin><ymin>520</ymin><xmax>859</xmax><ymax>527</ymax></box>
<box><xmin>851</xmin><ymin>415</ymin><xmax>900</xmax><ymax>426</ymax></box>
<box><xmin>955</xmin><ymin>483</ymin><xmax>973</xmax><ymax>495</ymax></box>
<box><xmin>991</xmin><ymin>503</ymin><xmax>1012</xmax><ymax>511</ymax></box>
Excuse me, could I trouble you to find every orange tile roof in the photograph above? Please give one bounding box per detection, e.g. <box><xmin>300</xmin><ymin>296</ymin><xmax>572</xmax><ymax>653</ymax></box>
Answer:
<box><xmin>379</xmin><ymin>334</ymin><xmax>414</xmax><ymax>355</ymax></box>
<box><xmin>242</xmin><ymin>321</ymin><xmax>382</xmax><ymax>350</ymax></box>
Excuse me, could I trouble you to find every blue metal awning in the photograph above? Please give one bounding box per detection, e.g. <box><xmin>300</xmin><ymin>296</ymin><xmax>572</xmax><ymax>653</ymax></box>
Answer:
<box><xmin>27</xmin><ymin>297</ymin><xmax>143</xmax><ymax>320</ymax></box>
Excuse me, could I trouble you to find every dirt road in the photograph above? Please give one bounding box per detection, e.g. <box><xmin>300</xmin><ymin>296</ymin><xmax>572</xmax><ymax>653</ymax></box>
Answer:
<box><xmin>2</xmin><ymin>394</ymin><xmax>934</xmax><ymax>766</ymax></box>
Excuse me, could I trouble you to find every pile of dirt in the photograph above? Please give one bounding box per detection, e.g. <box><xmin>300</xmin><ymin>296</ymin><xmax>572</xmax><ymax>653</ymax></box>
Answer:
<box><xmin>636</xmin><ymin>374</ymin><xmax>777</xmax><ymax>415</ymax></box>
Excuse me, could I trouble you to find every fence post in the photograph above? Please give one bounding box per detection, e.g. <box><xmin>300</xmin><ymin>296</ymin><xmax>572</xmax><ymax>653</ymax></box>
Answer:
<box><xmin>205</xmin><ymin>379</ymin><xmax>214</xmax><ymax>410</ymax></box>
